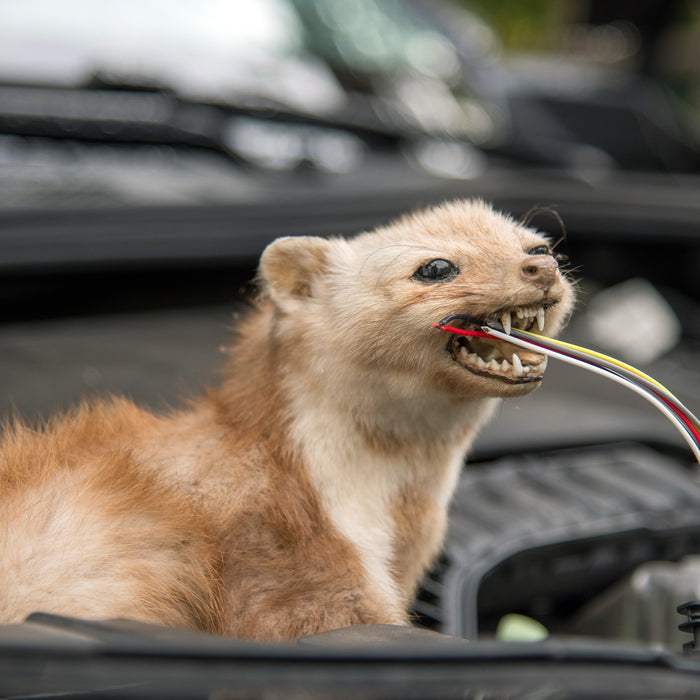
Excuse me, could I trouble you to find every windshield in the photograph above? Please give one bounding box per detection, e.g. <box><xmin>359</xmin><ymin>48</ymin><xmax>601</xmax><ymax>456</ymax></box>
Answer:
<box><xmin>0</xmin><ymin>0</ymin><xmax>469</xmax><ymax>116</ymax></box>
<box><xmin>0</xmin><ymin>0</ymin><xmax>348</xmax><ymax>113</ymax></box>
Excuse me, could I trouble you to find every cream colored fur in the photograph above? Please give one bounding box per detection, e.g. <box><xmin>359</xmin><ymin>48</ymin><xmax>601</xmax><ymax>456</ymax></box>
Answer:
<box><xmin>0</xmin><ymin>200</ymin><xmax>574</xmax><ymax>639</ymax></box>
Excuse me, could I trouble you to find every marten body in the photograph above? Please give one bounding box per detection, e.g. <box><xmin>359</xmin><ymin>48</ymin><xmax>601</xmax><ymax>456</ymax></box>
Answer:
<box><xmin>0</xmin><ymin>200</ymin><xmax>574</xmax><ymax>639</ymax></box>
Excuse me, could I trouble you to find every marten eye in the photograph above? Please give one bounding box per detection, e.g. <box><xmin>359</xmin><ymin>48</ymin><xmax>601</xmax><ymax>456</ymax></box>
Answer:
<box><xmin>412</xmin><ymin>259</ymin><xmax>459</xmax><ymax>283</ymax></box>
<box><xmin>527</xmin><ymin>244</ymin><xmax>552</xmax><ymax>256</ymax></box>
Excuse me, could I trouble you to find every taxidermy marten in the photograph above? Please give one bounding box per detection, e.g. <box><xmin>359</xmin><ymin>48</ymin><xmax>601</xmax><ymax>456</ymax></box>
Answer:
<box><xmin>0</xmin><ymin>200</ymin><xmax>574</xmax><ymax>639</ymax></box>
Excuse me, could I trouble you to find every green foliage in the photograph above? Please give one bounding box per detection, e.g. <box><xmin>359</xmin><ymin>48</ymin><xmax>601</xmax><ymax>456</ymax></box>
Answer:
<box><xmin>460</xmin><ymin>0</ymin><xmax>570</xmax><ymax>50</ymax></box>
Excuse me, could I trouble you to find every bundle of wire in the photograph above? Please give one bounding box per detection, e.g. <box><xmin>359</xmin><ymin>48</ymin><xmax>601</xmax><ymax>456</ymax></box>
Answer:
<box><xmin>434</xmin><ymin>314</ymin><xmax>700</xmax><ymax>464</ymax></box>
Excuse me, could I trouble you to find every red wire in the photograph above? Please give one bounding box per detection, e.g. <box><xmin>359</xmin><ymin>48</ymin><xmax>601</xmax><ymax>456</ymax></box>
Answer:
<box><xmin>657</xmin><ymin>393</ymin><xmax>700</xmax><ymax>445</ymax></box>
<box><xmin>435</xmin><ymin>322</ymin><xmax>700</xmax><ymax>447</ymax></box>
<box><xmin>513</xmin><ymin>328</ymin><xmax>700</xmax><ymax>445</ymax></box>
<box><xmin>433</xmin><ymin>324</ymin><xmax>492</xmax><ymax>339</ymax></box>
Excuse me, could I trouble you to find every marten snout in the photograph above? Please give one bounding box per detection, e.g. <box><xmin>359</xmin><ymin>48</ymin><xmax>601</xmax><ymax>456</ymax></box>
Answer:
<box><xmin>520</xmin><ymin>255</ymin><xmax>559</xmax><ymax>292</ymax></box>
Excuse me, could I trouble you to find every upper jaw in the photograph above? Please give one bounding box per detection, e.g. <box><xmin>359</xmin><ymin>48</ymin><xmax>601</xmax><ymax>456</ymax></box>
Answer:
<box><xmin>448</xmin><ymin>299</ymin><xmax>560</xmax><ymax>384</ymax></box>
<box><xmin>487</xmin><ymin>301</ymin><xmax>553</xmax><ymax>335</ymax></box>
<box><xmin>485</xmin><ymin>296</ymin><xmax>563</xmax><ymax>336</ymax></box>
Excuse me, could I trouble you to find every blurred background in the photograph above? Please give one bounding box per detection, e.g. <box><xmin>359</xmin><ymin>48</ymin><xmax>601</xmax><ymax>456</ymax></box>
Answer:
<box><xmin>2</xmin><ymin>0</ymin><xmax>700</xmax><ymax>652</ymax></box>
<box><xmin>2</xmin><ymin>0</ymin><xmax>699</xmax><ymax>448</ymax></box>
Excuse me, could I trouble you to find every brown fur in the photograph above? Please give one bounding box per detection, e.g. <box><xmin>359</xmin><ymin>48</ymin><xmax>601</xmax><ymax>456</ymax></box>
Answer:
<box><xmin>0</xmin><ymin>200</ymin><xmax>574</xmax><ymax>639</ymax></box>
<box><xmin>0</xmin><ymin>401</ymin><xmax>225</xmax><ymax>633</ymax></box>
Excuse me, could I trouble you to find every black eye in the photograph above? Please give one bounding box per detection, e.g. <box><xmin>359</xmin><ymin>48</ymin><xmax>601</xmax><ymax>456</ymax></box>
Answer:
<box><xmin>527</xmin><ymin>244</ymin><xmax>552</xmax><ymax>256</ymax></box>
<box><xmin>412</xmin><ymin>259</ymin><xmax>459</xmax><ymax>283</ymax></box>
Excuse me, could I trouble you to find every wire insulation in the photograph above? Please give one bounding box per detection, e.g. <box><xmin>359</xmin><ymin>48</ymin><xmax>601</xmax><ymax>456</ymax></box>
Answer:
<box><xmin>434</xmin><ymin>317</ymin><xmax>700</xmax><ymax>463</ymax></box>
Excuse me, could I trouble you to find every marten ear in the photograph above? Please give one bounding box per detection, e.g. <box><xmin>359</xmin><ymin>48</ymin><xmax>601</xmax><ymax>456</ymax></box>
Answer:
<box><xmin>259</xmin><ymin>236</ymin><xmax>332</xmax><ymax>302</ymax></box>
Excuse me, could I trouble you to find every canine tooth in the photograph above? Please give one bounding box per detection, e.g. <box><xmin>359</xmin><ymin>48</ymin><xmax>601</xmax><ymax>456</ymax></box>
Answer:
<box><xmin>537</xmin><ymin>307</ymin><xmax>545</xmax><ymax>331</ymax></box>
<box><xmin>511</xmin><ymin>353</ymin><xmax>524</xmax><ymax>377</ymax></box>
<box><xmin>501</xmin><ymin>312</ymin><xmax>511</xmax><ymax>335</ymax></box>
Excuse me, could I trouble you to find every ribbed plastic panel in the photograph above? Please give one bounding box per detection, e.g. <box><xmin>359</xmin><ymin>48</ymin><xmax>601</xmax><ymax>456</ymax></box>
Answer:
<box><xmin>412</xmin><ymin>442</ymin><xmax>700</xmax><ymax>640</ymax></box>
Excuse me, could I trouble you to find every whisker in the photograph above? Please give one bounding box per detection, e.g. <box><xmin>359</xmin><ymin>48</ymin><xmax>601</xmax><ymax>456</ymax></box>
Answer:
<box><xmin>521</xmin><ymin>206</ymin><xmax>568</xmax><ymax>247</ymax></box>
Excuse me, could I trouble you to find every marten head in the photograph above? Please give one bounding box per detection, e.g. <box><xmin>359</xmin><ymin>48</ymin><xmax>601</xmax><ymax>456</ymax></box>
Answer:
<box><xmin>258</xmin><ymin>199</ymin><xmax>575</xmax><ymax>400</ymax></box>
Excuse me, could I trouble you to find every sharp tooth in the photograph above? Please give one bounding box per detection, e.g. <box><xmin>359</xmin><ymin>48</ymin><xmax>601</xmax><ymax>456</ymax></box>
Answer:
<box><xmin>476</xmin><ymin>356</ymin><xmax>487</xmax><ymax>369</ymax></box>
<box><xmin>460</xmin><ymin>345</ymin><xmax>469</xmax><ymax>357</ymax></box>
<box><xmin>488</xmin><ymin>359</ymin><xmax>500</xmax><ymax>371</ymax></box>
<box><xmin>511</xmin><ymin>353</ymin><xmax>524</xmax><ymax>377</ymax></box>
<box><xmin>501</xmin><ymin>359</ymin><xmax>512</xmax><ymax>372</ymax></box>
<box><xmin>468</xmin><ymin>353</ymin><xmax>479</xmax><ymax>364</ymax></box>
<box><xmin>501</xmin><ymin>312</ymin><xmax>511</xmax><ymax>335</ymax></box>
<box><xmin>537</xmin><ymin>307</ymin><xmax>545</xmax><ymax>331</ymax></box>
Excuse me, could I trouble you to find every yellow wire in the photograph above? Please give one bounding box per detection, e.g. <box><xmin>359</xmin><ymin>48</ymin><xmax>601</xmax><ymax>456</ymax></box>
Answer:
<box><xmin>477</xmin><ymin>323</ymin><xmax>700</xmax><ymax>436</ymax></box>
<box><xmin>517</xmin><ymin>329</ymin><xmax>670</xmax><ymax>396</ymax></box>
<box><xmin>530</xmin><ymin>330</ymin><xmax>700</xmax><ymax>434</ymax></box>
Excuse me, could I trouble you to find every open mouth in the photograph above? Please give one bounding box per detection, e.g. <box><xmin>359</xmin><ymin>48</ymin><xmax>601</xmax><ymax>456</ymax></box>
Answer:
<box><xmin>448</xmin><ymin>304</ymin><xmax>552</xmax><ymax>384</ymax></box>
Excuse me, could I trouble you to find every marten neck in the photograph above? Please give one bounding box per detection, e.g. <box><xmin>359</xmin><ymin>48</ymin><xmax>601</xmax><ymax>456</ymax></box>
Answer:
<box><xmin>217</xmin><ymin>304</ymin><xmax>497</xmax><ymax>603</ymax></box>
<box><xmin>220</xmin><ymin>303</ymin><xmax>494</xmax><ymax>474</ymax></box>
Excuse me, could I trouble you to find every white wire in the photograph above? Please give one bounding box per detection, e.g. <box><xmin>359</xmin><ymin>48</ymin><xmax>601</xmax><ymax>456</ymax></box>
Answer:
<box><xmin>483</xmin><ymin>327</ymin><xmax>700</xmax><ymax>463</ymax></box>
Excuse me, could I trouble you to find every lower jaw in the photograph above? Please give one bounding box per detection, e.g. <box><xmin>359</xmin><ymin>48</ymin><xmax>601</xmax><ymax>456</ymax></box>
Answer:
<box><xmin>462</xmin><ymin>364</ymin><xmax>543</xmax><ymax>385</ymax></box>
<box><xmin>450</xmin><ymin>335</ymin><xmax>546</xmax><ymax>385</ymax></box>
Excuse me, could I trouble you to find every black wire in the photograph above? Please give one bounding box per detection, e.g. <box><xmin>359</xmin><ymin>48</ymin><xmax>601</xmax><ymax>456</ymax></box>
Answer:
<box><xmin>436</xmin><ymin>313</ymin><xmax>484</xmax><ymax>328</ymax></box>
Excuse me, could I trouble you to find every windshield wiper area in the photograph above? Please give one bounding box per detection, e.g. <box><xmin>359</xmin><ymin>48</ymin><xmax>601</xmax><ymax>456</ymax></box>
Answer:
<box><xmin>0</xmin><ymin>81</ymin><xmax>399</xmax><ymax>170</ymax></box>
<box><xmin>0</xmin><ymin>86</ymin><xmax>294</xmax><ymax>170</ymax></box>
<box><xmin>0</xmin><ymin>84</ymin><xmax>243</xmax><ymax>156</ymax></box>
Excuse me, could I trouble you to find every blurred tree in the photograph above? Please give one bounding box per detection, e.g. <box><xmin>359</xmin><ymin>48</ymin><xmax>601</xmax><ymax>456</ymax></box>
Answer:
<box><xmin>459</xmin><ymin>0</ymin><xmax>572</xmax><ymax>50</ymax></box>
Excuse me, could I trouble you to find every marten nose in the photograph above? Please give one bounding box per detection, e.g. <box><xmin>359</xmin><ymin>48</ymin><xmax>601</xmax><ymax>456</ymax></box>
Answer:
<box><xmin>521</xmin><ymin>256</ymin><xmax>559</xmax><ymax>291</ymax></box>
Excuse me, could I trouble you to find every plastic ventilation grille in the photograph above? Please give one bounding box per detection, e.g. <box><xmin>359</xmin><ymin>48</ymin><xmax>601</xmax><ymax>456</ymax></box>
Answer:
<box><xmin>411</xmin><ymin>554</ymin><xmax>451</xmax><ymax>630</ymax></box>
<box><xmin>413</xmin><ymin>442</ymin><xmax>700</xmax><ymax>639</ymax></box>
